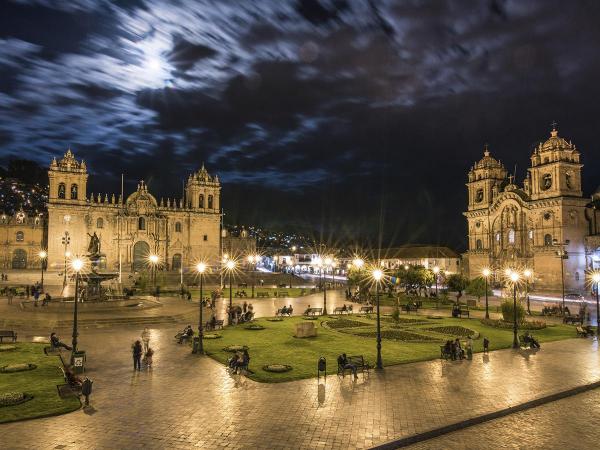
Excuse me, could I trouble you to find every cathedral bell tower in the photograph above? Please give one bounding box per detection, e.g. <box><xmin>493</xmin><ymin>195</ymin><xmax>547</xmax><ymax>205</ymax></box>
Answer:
<box><xmin>528</xmin><ymin>124</ymin><xmax>583</xmax><ymax>200</ymax></box>
<box><xmin>48</xmin><ymin>149</ymin><xmax>88</xmax><ymax>205</ymax></box>
<box><xmin>466</xmin><ymin>145</ymin><xmax>507</xmax><ymax>211</ymax></box>
<box><xmin>184</xmin><ymin>164</ymin><xmax>221</xmax><ymax>211</ymax></box>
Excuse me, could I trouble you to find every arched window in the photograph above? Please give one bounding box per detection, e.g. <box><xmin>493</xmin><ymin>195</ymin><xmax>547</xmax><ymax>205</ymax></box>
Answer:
<box><xmin>138</xmin><ymin>217</ymin><xmax>146</xmax><ymax>230</ymax></box>
<box><xmin>58</xmin><ymin>183</ymin><xmax>66</xmax><ymax>199</ymax></box>
<box><xmin>16</xmin><ymin>231</ymin><xmax>24</xmax><ymax>242</ymax></box>
<box><xmin>199</xmin><ymin>194</ymin><xmax>204</xmax><ymax>208</ymax></box>
<box><xmin>544</xmin><ymin>234</ymin><xmax>553</xmax><ymax>246</ymax></box>
<box><xmin>208</xmin><ymin>195</ymin><xmax>213</xmax><ymax>209</ymax></box>
<box><xmin>476</xmin><ymin>239</ymin><xmax>482</xmax><ymax>250</ymax></box>
<box><xmin>508</xmin><ymin>229</ymin><xmax>515</xmax><ymax>244</ymax></box>
<box><xmin>70</xmin><ymin>184</ymin><xmax>78</xmax><ymax>200</ymax></box>
<box><xmin>12</xmin><ymin>249</ymin><xmax>27</xmax><ymax>269</ymax></box>
<box><xmin>96</xmin><ymin>217</ymin><xmax>104</xmax><ymax>229</ymax></box>
<box><xmin>175</xmin><ymin>222</ymin><xmax>182</xmax><ymax>232</ymax></box>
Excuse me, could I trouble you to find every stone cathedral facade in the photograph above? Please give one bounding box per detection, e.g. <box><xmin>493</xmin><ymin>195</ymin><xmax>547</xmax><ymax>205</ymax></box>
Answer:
<box><xmin>46</xmin><ymin>149</ymin><xmax>221</xmax><ymax>273</ymax></box>
<box><xmin>464</xmin><ymin>126</ymin><xmax>600</xmax><ymax>292</ymax></box>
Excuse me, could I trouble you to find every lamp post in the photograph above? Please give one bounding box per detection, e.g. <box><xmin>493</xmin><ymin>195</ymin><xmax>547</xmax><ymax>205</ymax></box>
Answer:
<box><xmin>194</xmin><ymin>262</ymin><xmax>206</xmax><ymax>354</ymax></box>
<box><xmin>553</xmin><ymin>238</ymin><xmax>569</xmax><ymax>314</ymax></box>
<box><xmin>592</xmin><ymin>272</ymin><xmax>600</xmax><ymax>335</ymax></box>
<box><xmin>510</xmin><ymin>271</ymin><xmax>520</xmax><ymax>349</ymax></box>
<box><xmin>149</xmin><ymin>254</ymin><xmax>159</xmax><ymax>295</ymax></box>
<box><xmin>482</xmin><ymin>268</ymin><xmax>491</xmax><ymax>319</ymax></box>
<box><xmin>523</xmin><ymin>269</ymin><xmax>533</xmax><ymax>315</ymax></box>
<box><xmin>38</xmin><ymin>250</ymin><xmax>47</xmax><ymax>293</ymax></box>
<box><xmin>373</xmin><ymin>268</ymin><xmax>384</xmax><ymax>369</ymax></box>
<box><xmin>433</xmin><ymin>266</ymin><xmax>440</xmax><ymax>308</ymax></box>
<box><xmin>226</xmin><ymin>260</ymin><xmax>235</xmax><ymax>324</ymax></box>
<box><xmin>61</xmin><ymin>231</ymin><xmax>70</xmax><ymax>289</ymax></box>
<box><xmin>71</xmin><ymin>258</ymin><xmax>84</xmax><ymax>360</ymax></box>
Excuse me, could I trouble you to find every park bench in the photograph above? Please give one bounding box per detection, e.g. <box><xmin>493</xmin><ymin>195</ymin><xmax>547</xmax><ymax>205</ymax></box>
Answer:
<box><xmin>234</xmin><ymin>291</ymin><xmax>248</xmax><ymax>298</ymax></box>
<box><xmin>57</xmin><ymin>366</ymin><xmax>81</xmax><ymax>398</ymax></box>
<box><xmin>304</xmin><ymin>307</ymin><xmax>323</xmax><ymax>316</ymax></box>
<box><xmin>576</xmin><ymin>326</ymin><xmax>593</xmax><ymax>338</ymax></box>
<box><xmin>278</xmin><ymin>291</ymin><xmax>289</xmax><ymax>297</ymax></box>
<box><xmin>333</xmin><ymin>307</ymin><xmax>352</xmax><ymax>315</ymax></box>
<box><xmin>205</xmin><ymin>320</ymin><xmax>224</xmax><ymax>331</ymax></box>
<box><xmin>401</xmin><ymin>304</ymin><xmax>419</xmax><ymax>313</ymax></box>
<box><xmin>563</xmin><ymin>314</ymin><xmax>583</xmax><ymax>325</ymax></box>
<box><xmin>238</xmin><ymin>283</ymin><xmax>248</xmax><ymax>288</ymax></box>
<box><xmin>278</xmin><ymin>283</ymin><xmax>287</xmax><ymax>288</ymax></box>
<box><xmin>257</xmin><ymin>292</ymin><xmax>269</xmax><ymax>298</ymax></box>
<box><xmin>360</xmin><ymin>306</ymin><xmax>373</xmax><ymax>313</ymax></box>
<box><xmin>337</xmin><ymin>355</ymin><xmax>371</xmax><ymax>378</ymax></box>
<box><xmin>440</xmin><ymin>345</ymin><xmax>452</xmax><ymax>360</ymax></box>
<box><xmin>276</xmin><ymin>307</ymin><xmax>293</xmax><ymax>317</ymax></box>
<box><xmin>0</xmin><ymin>330</ymin><xmax>17</xmax><ymax>343</ymax></box>
<box><xmin>452</xmin><ymin>307</ymin><xmax>470</xmax><ymax>318</ymax></box>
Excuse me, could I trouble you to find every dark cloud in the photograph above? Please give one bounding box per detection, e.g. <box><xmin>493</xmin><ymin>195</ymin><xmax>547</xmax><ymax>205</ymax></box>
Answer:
<box><xmin>1</xmin><ymin>0</ymin><xmax>600</xmax><ymax>248</ymax></box>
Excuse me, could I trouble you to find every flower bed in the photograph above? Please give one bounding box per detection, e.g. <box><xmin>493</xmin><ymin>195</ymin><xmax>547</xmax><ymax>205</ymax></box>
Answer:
<box><xmin>223</xmin><ymin>345</ymin><xmax>249</xmax><ymax>352</ymax></box>
<box><xmin>266</xmin><ymin>318</ymin><xmax>284</xmax><ymax>322</ymax></box>
<box><xmin>262</xmin><ymin>364</ymin><xmax>292</xmax><ymax>373</ymax></box>
<box><xmin>203</xmin><ymin>333</ymin><xmax>221</xmax><ymax>339</ymax></box>
<box><xmin>0</xmin><ymin>392</ymin><xmax>33</xmax><ymax>407</ymax></box>
<box><xmin>355</xmin><ymin>329</ymin><xmax>440</xmax><ymax>342</ymax></box>
<box><xmin>0</xmin><ymin>363</ymin><xmax>37</xmax><ymax>373</ymax></box>
<box><xmin>325</xmin><ymin>319</ymin><xmax>369</xmax><ymax>329</ymax></box>
<box><xmin>244</xmin><ymin>324</ymin><xmax>265</xmax><ymax>330</ymax></box>
<box><xmin>303</xmin><ymin>317</ymin><xmax>318</xmax><ymax>320</ymax></box>
<box><xmin>423</xmin><ymin>326</ymin><xmax>475</xmax><ymax>337</ymax></box>
<box><xmin>381</xmin><ymin>317</ymin><xmax>431</xmax><ymax>325</ymax></box>
<box><xmin>0</xmin><ymin>345</ymin><xmax>17</xmax><ymax>352</ymax></box>
<box><xmin>480</xmin><ymin>319</ymin><xmax>547</xmax><ymax>330</ymax></box>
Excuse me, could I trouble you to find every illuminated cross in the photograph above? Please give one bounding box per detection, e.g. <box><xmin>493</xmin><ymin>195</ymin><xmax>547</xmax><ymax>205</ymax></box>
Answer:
<box><xmin>508</xmin><ymin>174</ymin><xmax>514</xmax><ymax>184</ymax></box>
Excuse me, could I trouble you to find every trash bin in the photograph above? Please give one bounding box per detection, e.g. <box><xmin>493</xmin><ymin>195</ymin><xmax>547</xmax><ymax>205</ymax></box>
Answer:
<box><xmin>71</xmin><ymin>350</ymin><xmax>86</xmax><ymax>374</ymax></box>
<box><xmin>317</xmin><ymin>356</ymin><xmax>326</xmax><ymax>380</ymax></box>
<box><xmin>192</xmin><ymin>336</ymin><xmax>200</xmax><ymax>354</ymax></box>
<box><xmin>81</xmin><ymin>377</ymin><xmax>93</xmax><ymax>405</ymax></box>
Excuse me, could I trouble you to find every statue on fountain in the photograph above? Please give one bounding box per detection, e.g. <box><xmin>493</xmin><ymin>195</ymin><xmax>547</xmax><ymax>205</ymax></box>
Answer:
<box><xmin>87</xmin><ymin>232</ymin><xmax>101</xmax><ymax>257</ymax></box>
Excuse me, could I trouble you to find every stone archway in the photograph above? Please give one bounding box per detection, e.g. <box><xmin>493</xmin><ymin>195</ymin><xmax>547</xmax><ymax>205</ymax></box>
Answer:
<box><xmin>172</xmin><ymin>253</ymin><xmax>182</xmax><ymax>271</ymax></box>
<box><xmin>12</xmin><ymin>249</ymin><xmax>27</xmax><ymax>269</ymax></box>
<box><xmin>132</xmin><ymin>241</ymin><xmax>150</xmax><ymax>271</ymax></box>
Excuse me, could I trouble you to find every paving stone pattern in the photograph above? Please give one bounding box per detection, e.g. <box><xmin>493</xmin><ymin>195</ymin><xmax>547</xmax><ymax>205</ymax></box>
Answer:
<box><xmin>1</xmin><ymin>327</ymin><xmax>599</xmax><ymax>449</ymax></box>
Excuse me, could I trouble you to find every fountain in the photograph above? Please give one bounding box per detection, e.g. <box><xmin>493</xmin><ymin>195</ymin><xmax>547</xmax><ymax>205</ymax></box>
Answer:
<box><xmin>80</xmin><ymin>232</ymin><xmax>119</xmax><ymax>301</ymax></box>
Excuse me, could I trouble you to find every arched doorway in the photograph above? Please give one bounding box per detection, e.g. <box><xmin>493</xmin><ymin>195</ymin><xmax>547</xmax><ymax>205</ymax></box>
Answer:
<box><xmin>12</xmin><ymin>249</ymin><xmax>27</xmax><ymax>269</ymax></box>
<box><xmin>172</xmin><ymin>254</ymin><xmax>182</xmax><ymax>271</ymax></box>
<box><xmin>132</xmin><ymin>241</ymin><xmax>150</xmax><ymax>271</ymax></box>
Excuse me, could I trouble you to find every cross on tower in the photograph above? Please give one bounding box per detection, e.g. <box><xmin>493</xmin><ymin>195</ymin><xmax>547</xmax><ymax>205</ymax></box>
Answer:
<box><xmin>551</xmin><ymin>120</ymin><xmax>558</xmax><ymax>131</ymax></box>
<box><xmin>508</xmin><ymin>174</ymin><xmax>514</xmax><ymax>184</ymax></box>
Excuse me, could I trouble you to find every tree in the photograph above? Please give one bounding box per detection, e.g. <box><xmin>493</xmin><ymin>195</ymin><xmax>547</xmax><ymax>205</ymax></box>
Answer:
<box><xmin>466</xmin><ymin>277</ymin><xmax>492</xmax><ymax>303</ymax></box>
<box><xmin>446</xmin><ymin>274</ymin><xmax>469</xmax><ymax>304</ymax></box>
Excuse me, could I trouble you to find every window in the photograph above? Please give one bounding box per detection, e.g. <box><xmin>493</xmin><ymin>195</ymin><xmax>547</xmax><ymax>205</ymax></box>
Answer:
<box><xmin>58</xmin><ymin>183</ymin><xmax>66</xmax><ymax>199</ymax></box>
<box><xmin>199</xmin><ymin>194</ymin><xmax>204</xmax><ymax>208</ymax></box>
<box><xmin>208</xmin><ymin>195</ymin><xmax>213</xmax><ymax>209</ymax></box>
<box><xmin>175</xmin><ymin>222</ymin><xmax>182</xmax><ymax>232</ymax></box>
<box><xmin>566</xmin><ymin>172</ymin><xmax>572</xmax><ymax>189</ymax></box>
<box><xmin>475</xmin><ymin>189</ymin><xmax>484</xmax><ymax>203</ymax></box>
<box><xmin>203</xmin><ymin>234</ymin><xmax>208</xmax><ymax>241</ymax></box>
<box><xmin>544</xmin><ymin>234</ymin><xmax>553</xmax><ymax>246</ymax></box>
<box><xmin>70</xmin><ymin>184</ymin><xmax>78</xmax><ymax>200</ymax></box>
<box><xmin>495</xmin><ymin>233</ymin><xmax>501</xmax><ymax>242</ymax></box>
<box><xmin>542</xmin><ymin>173</ymin><xmax>552</xmax><ymax>190</ymax></box>
<box><xmin>476</xmin><ymin>239</ymin><xmax>482</xmax><ymax>250</ymax></box>
<box><xmin>508</xmin><ymin>229</ymin><xmax>515</xmax><ymax>244</ymax></box>
<box><xmin>172</xmin><ymin>254</ymin><xmax>182</xmax><ymax>270</ymax></box>
<box><xmin>96</xmin><ymin>217</ymin><xmax>104</xmax><ymax>229</ymax></box>
<box><xmin>528</xmin><ymin>229</ymin><xmax>533</xmax><ymax>239</ymax></box>
<box><xmin>138</xmin><ymin>217</ymin><xmax>146</xmax><ymax>230</ymax></box>
<box><xmin>16</xmin><ymin>231</ymin><xmax>24</xmax><ymax>242</ymax></box>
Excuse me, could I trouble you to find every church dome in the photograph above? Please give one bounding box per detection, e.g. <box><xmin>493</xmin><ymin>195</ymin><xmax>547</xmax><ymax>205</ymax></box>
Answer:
<box><xmin>126</xmin><ymin>180</ymin><xmax>157</xmax><ymax>214</ymax></box>
<box><xmin>539</xmin><ymin>128</ymin><xmax>576</xmax><ymax>153</ymax></box>
<box><xmin>474</xmin><ymin>148</ymin><xmax>504</xmax><ymax>170</ymax></box>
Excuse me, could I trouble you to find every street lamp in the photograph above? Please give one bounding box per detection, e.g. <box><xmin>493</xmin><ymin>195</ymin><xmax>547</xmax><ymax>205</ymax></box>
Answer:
<box><xmin>38</xmin><ymin>250</ymin><xmax>47</xmax><ymax>292</ymax></box>
<box><xmin>433</xmin><ymin>266</ymin><xmax>440</xmax><ymax>308</ymax></box>
<box><xmin>509</xmin><ymin>270</ymin><xmax>520</xmax><ymax>349</ymax></box>
<box><xmin>553</xmin><ymin>238</ymin><xmax>570</xmax><ymax>314</ymax></box>
<box><xmin>523</xmin><ymin>269</ymin><xmax>533</xmax><ymax>315</ymax></box>
<box><xmin>592</xmin><ymin>272</ymin><xmax>600</xmax><ymax>335</ymax></box>
<box><xmin>70</xmin><ymin>257</ymin><xmax>84</xmax><ymax>362</ymax></box>
<box><xmin>194</xmin><ymin>262</ymin><xmax>207</xmax><ymax>354</ymax></box>
<box><xmin>226</xmin><ymin>260</ymin><xmax>235</xmax><ymax>324</ymax></box>
<box><xmin>482</xmin><ymin>267</ymin><xmax>491</xmax><ymax>319</ymax></box>
<box><xmin>148</xmin><ymin>254</ymin><xmax>159</xmax><ymax>294</ymax></box>
<box><xmin>61</xmin><ymin>231</ymin><xmax>70</xmax><ymax>289</ymax></box>
<box><xmin>373</xmin><ymin>268</ymin><xmax>384</xmax><ymax>370</ymax></box>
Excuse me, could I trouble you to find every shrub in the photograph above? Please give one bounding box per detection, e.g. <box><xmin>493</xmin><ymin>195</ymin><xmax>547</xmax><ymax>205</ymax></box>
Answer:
<box><xmin>355</xmin><ymin>329</ymin><xmax>440</xmax><ymax>341</ymax></box>
<box><xmin>244</xmin><ymin>324</ymin><xmax>265</xmax><ymax>330</ymax></box>
<box><xmin>0</xmin><ymin>363</ymin><xmax>37</xmax><ymax>373</ymax></box>
<box><xmin>501</xmin><ymin>300</ymin><xmax>525</xmax><ymax>323</ymax></box>
<box><xmin>223</xmin><ymin>345</ymin><xmax>249</xmax><ymax>352</ymax></box>
<box><xmin>391</xmin><ymin>307</ymin><xmax>401</xmax><ymax>323</ymax></box>
<box><xmin>424</xmin><ymin>326</ymin><xmax>475</xmax><ymax>337</ymax></box>
<box><xmin>0</xmin><ymin>392</ymin><xmax>33</xmax><ymax>407</ymax></box>
<box><xmin>325</xmin><ymin>319</ymin><xmax>368</xmax><ymax>329</ymax></box>
<box><xmin>0</xmin><ymin>345</ymin><xmax>17</xmax><ymax>352</ymax></box>
<box><xmin>480</xmin><ymin>319</ymin><xmax>547</xmax><ymax>330</ymax></box>
<box><xmin>262</xmin><ymin>364</ymin><xmax>292</xmax><ymax>373</ymax></box>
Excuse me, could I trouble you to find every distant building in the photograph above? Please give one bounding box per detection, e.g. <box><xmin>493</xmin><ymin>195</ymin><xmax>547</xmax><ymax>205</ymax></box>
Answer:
<box><xmin>0</xmin><ymin>210</ymin><xmax>45</xmax><ymax>269</ymax></box>
<box><xmin>221</xmin><ymin>227</ymin><xmax>257</xmax><ymax>260</ymax></box>
<box><xmin>377</xmin><ymin>246</ymin><xmax>461</xmax><ymax>274</ymax></box>
<box><xmin>464</xmin><ymin>125</ymin><xmax>600</xmax><ymax>291</ymax></box>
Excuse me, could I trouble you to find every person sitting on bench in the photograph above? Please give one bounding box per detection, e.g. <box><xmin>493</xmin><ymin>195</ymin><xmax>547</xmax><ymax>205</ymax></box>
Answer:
<box><xmin>523</xmin><ymin>332</ymin><xmax>540</xmax><ymax>349</ymax></box>
<box><xmin>287</xmin><ymin>305</ymin><xmax>293</xmax><ymax>315</ymax></box>
<box><xmin>280</xmin><ymin>305</ymin><xmax>288</xmax><ymax>315</ymax></box>
<box><xmin>42</xmin><ymin>293</ymin><xmax>52</xmax><ymax>306</ymax></box>
<box><xmin>453</xmin><ymin>338</ymin><xmax>464</xmax><ymax>360</ymax></box>
<box><xmin>65</xmin><ymin>368</ymin><xmax>83</xmax><ymax>387</ymax></box>
<box><xmin>178</xmin><ymin>325</ymin><xmax>194</xmax><ymax>343</ymax></box>
<box><xmin>443</xmin><ymin>340</ymin><xmax>453</xmax><ymax>358</ymax></box>
<box><xmin>342</xmin><ymin>304</ymin><xmax>347</xmax><ymax>312</ymax></box>
<box><xmin>303</xmin><ymin>305</ymin><xmax>312</xmax><ymax>315</ymax></box>
<box><xmin>50</xmin><ymin>332</ymin><xmax>72</xmax><ymax>351</ymax></box>
<box><xmin>338</xmin><ymin>353</ymin><xmax>358</xmax><ymax>380</ymax></box>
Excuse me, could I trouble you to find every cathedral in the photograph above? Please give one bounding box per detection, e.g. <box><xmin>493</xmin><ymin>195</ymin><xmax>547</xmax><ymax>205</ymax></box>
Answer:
<box><xmin>45</xmin><ymin>149</ymin><xmax>221</xmax><ymax>273</ymax></box>
<box><xmin>465</xmin><ymin>125</ymin><xmax>600</xmax><ymax>292</ymax></box>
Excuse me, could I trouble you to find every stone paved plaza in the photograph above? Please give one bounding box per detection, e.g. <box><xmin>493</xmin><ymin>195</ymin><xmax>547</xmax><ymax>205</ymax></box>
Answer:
<box><xmin>1</xmin><ymin>321</ymin><xmax>599</xmax><ymax>449</ymax></box>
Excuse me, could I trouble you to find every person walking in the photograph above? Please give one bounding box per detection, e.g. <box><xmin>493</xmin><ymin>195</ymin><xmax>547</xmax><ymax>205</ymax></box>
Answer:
<box><xmin>7</xmin><ymin>288</ymin><xmax>13</xmax><ymax>305</ymax></box>
<box><xmin>466</xmin><ymin>336</ymin><xmax>473</xmax><ymax>360</ymax></box>
<box><xmin>483</xmin><ymin>337</ymin><xmax>490</xmax><ymax>354</ymax></box>
<box><xmin>132</xmin><ymin>340</ymin><xmax>143</xmax><ymax>371</ymax></box>
<box><xmin>141</xmin><ymin>327</ymin><xmax>150</xmax><ymax>352</ymax></box>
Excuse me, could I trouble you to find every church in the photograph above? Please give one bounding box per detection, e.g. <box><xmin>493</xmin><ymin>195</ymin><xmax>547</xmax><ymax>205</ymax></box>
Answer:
<box><xmin>45</xmin><ymin>149</ymin><xmax>222</xmax><ymax>274</ymax></box>
<box><xmin>464</xmin><ymin>125</ymin><xmax>600</xmax><ymax>292</ymax></box>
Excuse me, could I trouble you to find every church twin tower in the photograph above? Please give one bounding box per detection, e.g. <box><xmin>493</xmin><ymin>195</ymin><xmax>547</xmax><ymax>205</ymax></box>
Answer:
<box><xmin>464</xmin><ymin>125</ymin><xmax>596</xmax><ymax>291</ymax></box>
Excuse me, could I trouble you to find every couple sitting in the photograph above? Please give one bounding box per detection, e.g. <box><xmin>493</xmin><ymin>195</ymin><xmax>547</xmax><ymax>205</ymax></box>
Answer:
<box><xmin>337</xmin><ymin>353</ymin><xmax>358</xmax><ymax>380</ymax></box>
<box><xmin>228</xmin><ymin>349</ymin><xmax>250</xmax><ymax>374</ymax></box>
<box><xmin>444</xmin><ymin>339</ymin><xmax>464</xmax><ymax>360</ymax></box>
<box><xmin>279</xmin><ymin>305</ymin><xmax>293</xmax><ymax>316</ymax></box>
<box><xmin>522</xmin><ymin>332</ymin><xmax>540</xmax><ymax>349</ymax></box>
<box><xmin>50</xmin><ymin>332</ymin><xmax>72</xmax><ymax>351</ymax></box>
<box><xmin>177</xmin><ymin>325</ymin><xmax>194</xmax><ymax>343</ymax></box>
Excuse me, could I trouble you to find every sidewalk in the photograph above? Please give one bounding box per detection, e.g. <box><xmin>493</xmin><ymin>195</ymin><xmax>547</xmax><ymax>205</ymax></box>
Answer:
<box><xmin>1</xmin><ymin>326</ymin><xmax>599</xmax><ymax>449</ymax></box>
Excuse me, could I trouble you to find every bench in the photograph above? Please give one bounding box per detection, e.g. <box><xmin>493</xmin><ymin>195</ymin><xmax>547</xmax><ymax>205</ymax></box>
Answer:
<box><xmin>276</xmin><ymin>308</ymin><xmax>293</xmax><ymax>317</ymax></box>
<box><xmin>304</xmin><ymin>307</ymin><xmax>323</xmax><ymax>316</ymax></box>
<box><xmin>278</xmin><ymin>283</ymin><xmax>287</xmax><ymax>288</ymax></box>
<box><xmin>452</xmin><ymin>308</ymin><xmax>470</xmax><ymax>318</ymax></box>
<box><xmin>402</xmin><ymin>304</ymin><xmax>419</xmax><ymax>313</ymax></box>
<box><xmin>57</xmin><ymin>366</ymin><xmax>82</xmax><ymax>398</ymax></box>
<box><xmin>563</xmin><ymin>315</ymin><xmax>583</xmax><ymax>325</ymax></box>
<box><xmin>576</xmin><ymin>326</ymin><xmax>593</xmax><ymax>338</ymax></box>
<box><xmin>0</xmin><ymin>330</ymin><xmax>17</xmax><ymax>343</ymax></box>
<box><xmin>337</xmin><ymin>355</ymin><xmax>371</xmax><ymax>378</ymax></box>
<box><xmin>278</xmin><ymin>291</ymin><xmax>289</xmax><ymax>297</ymax></box>
<box><xmin>440</xmin><ymin>345</ymin><xmax>452</xmax><ymax>360</ymax></box>
<box><xmin>257</xmin><ymin>292</ymin><xmax>269</xmax><ymax>298</ymax></box>
<box><xmin>205</xmin><ymin>320</ymin><xmax>224</xmax><ymax>331</ymax></box>
<box><xmin>360</xmin><ymin>306</ymin><xmax>373</xmax><ymax>313</ymax></box>
<box><xmin>238</xmin><ymin>283</ymin><xmax>248</xmax><ymax>288</ymax></box>
<box><xmin>234</xmin><ymin>291</ymin><xmax>248</xmax><ymax>298</ymax></box>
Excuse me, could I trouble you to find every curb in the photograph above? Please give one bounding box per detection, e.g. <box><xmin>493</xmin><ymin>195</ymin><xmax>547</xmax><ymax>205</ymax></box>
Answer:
<box><xmin>372</xmin><ymin>380</ymin><xmax>600</xmax><ymax>449</ymax></box>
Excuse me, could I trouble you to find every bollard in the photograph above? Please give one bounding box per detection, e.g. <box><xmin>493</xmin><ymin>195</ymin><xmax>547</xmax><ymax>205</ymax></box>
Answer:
<box><xmin>81</xmin><ymin>377</ymin><xmax>93</xmax><ymax>406</ymax></box>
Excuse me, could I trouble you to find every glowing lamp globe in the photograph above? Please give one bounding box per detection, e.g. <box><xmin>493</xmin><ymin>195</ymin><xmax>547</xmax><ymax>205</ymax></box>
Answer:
<box><xmin>71</xmin><ymin>258</ymin><xmax>84</xmax><ymax>272</ymax></box>
<box><xmin>372</xmin><ymin>269</ymin><xmax>383</xmax><ymax>281</ymax></box>
<box><xmin>196</xmin><ymin>262</ymin><xmax>207</xmax><ymax>274</ymax></box>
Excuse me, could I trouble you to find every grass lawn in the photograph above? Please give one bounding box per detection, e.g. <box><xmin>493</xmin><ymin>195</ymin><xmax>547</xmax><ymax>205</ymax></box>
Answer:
<box><xmin>0</xmin><ymin>343</ymin><xmax>80</xmax><ymax>423</ymax></box>
<box><xmin>203</xmin><ymin>314</ymin><xmax>577</xmax><ymax>383</ymax></box>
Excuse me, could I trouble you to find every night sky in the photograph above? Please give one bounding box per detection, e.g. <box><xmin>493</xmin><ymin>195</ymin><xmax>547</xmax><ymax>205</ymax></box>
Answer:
<box><xmin>1</xmin><ymin>1</ymin><xmax>600</xmax><ymax>250</ymax></box>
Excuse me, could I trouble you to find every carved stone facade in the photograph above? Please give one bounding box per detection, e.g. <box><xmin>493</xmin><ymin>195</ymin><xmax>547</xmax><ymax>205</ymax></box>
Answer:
<box><xmin>464</xmin><ymin>126</ymin><xmax>600</xmax><ymax>291</ymax></box>
<box><xmin>0</xmin><ymin>211</ymin><xmax>45</xmax><ymax>269</ymax></box>
<box><xmin>46</xmin><ymin>150</ymin><xmax>221</xmax><ymax>273</ymax></box>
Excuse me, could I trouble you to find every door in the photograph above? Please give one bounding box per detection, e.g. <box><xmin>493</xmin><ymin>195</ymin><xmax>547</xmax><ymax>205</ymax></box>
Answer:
<box><xmin>132</xmin><ymin>241</ymin><xmax>150</xmax><ymax>271</ymax></box>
